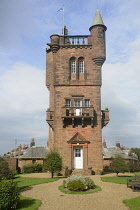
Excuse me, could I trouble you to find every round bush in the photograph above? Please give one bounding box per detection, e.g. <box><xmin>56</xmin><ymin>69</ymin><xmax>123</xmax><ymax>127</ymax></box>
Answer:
<box><xmin>0</xmin><ymin>180</ymin><xmax>20</xmax><ymax>210</ymax></box>
<box><xmin>66</xmin><ymin>174</ymin><xmax>87</xmax><ymax>186</ymax></box>
<box><xmin>67</xmin><ymin>180</ymin><xmax>87</xmax><ymax>191</ymax></box>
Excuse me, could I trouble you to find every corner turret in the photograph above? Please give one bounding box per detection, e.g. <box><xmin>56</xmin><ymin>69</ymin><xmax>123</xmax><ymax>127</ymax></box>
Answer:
<box><xmin>89</xmin><ymin>10</ymin><xmax>107</xmax><ymax>66</ymax></box>
<box><xmin>89</xmin><ymin>10</ymin><xmax>107</xmax><ymax>31</ymax></box>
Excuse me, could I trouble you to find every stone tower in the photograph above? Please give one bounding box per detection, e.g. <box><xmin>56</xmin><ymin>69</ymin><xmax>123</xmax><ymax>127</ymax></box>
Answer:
<box><xmin>46</xmin><ymin>10</ymin><xmax>109</xmax><ymax>174</ymax></box>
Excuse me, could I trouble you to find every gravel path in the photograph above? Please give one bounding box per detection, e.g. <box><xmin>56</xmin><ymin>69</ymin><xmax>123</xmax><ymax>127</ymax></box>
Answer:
<box><xmin>21</xmin><ymin>173</ymin><xmax>140</xmax><ymax>210</ymax></box>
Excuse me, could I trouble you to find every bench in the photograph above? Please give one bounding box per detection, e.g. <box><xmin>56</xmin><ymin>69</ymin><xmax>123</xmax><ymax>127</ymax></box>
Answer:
<box><xmin>127</xmin><ymin>175</ymin><xmax>140</xmax><ymax>192</ymax></box>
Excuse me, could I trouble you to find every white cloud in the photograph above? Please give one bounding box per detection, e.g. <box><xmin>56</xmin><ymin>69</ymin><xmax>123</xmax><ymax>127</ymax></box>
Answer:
<box><xmin>0</xmin><ymin>62</ymin><xmax>49</xmax><ymax>154</ymax></box>
<box><xmin>102</xmin><ymin>36</ymin><xmax>140</xmax><ymax>147</ymax></box>
<box><xmin>0</xmin><ymin>62</ymin><xmax>48</xmax><ymax>114</ymax></box>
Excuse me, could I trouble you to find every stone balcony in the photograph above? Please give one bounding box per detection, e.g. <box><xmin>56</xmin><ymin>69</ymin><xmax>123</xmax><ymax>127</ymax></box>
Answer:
<box><xmin>62</xmin><ymin>106</ymin><xmax>94</xmax><ymax>127</ymax></box>
<box><xmin>62</xmin><ymin>106</ymin><xmax>94</xmax><ymax>117</ymax></box>
<box><xmin>101</xmin><ymin>108</ymin><xmax>110</xmax><ymax>128</ymax></box>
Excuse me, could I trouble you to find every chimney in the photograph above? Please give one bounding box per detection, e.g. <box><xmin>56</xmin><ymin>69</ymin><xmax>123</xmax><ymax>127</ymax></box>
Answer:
<box><xmin>30</xmin><ymin>138</ymin><xmax>35</xmax><ymax>147</ymax></box>
<box><xmin>116</xmin><ymin>141</ymin><xmax>120</xmax><ymax>148</ymax></box>
<box><xmin>103</xmin><ymin>139</ymin><xmax>107</xmax><ymax>148</ymax></box>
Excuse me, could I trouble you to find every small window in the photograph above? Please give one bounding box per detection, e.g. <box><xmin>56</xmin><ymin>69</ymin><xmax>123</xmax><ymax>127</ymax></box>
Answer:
<box><xmin>79</xmin><ymin>59</ymin><xmax>84</xmax><ymax>73</ymax></box>
<box><xmin>74</xmin><ymin>100</ymin><xmax>82</xmax><ymax>107</ymax></box>
<box><xmin>75</xmin><ymin>149</ymin><xmax>81</xmax><ymax>157</ymax></box>
<box><xmin>71</xmin><ymin>59</ymin><xmax>76</xmax><ymax>73</ymax></box>
<box><xmin>65</xmin><ymin>99</ymin><xmax>71</xmax><ymax>107</ymax></box>
<box><xmin>85</xmin><ymin>99</ymin><xmax>90</xmax><ymax>107</ymax></box>
<box><xmin>32</xmin><ymin>159</ymin><xmax>36</xmax><ymax>163</ymax></box>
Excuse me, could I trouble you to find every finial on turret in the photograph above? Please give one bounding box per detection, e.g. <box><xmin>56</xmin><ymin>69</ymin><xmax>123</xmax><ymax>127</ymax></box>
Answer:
<box><xmin>89</xmin><ymin>10</ymin><xmax>107</xmax><ymax>31</ymax></box>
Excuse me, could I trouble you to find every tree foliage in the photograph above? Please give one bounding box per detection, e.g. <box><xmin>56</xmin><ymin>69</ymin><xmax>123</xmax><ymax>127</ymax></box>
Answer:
<box><xmin>131</xmin><ymin>148</ymin><xmax>140</xmax><ymax>161</ymax></box>
<box><xmin>111</xmin><ymin>156</ymin><xmax>127</xmax><ymax>176</ymax></box>
<box><xmin>44</xmin><ymin>150</ymin><xmax>62</xmax><ymax>178</ymax></box>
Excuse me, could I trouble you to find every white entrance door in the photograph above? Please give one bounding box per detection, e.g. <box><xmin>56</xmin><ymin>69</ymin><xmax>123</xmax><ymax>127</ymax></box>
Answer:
<box><xmin>74</xmin><ymin>100</ymin><xmax>82</xmax><ymax>116</ymax></box>
<box><xmin>74</xmin><ymin>147</ymin><xmax>83</xmax><ymax>169</ymax></box>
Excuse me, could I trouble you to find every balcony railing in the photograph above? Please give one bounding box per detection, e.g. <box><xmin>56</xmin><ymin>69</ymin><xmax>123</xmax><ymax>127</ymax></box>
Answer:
<box><xmin>62</xmin><ymin>106</ymin><xmax>94</xmax><ymax>118</ymax></box>
<box><xmin>61</xmin><ymin>35</ymin><xmax>89</xmax><ymax>45</ymax></box>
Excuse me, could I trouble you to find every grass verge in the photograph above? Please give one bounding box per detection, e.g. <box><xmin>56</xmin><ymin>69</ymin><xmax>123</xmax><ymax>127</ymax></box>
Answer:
<box><xmin>17</xmin><ymin>195</ymin><xmax>42</xmax><ymax>210</ymax></box>
<box><xmin>101</xmin><ymin>175</ymin><xmax>134</xmax><ymax>184</ymax></box>
<box><xmin>58</xmin><ymin>185</ymin><xmax>101</xmax><ymax>194</ymax></box>
<box><xmin>123</xmin><ymin>197</ymin><xmax>140</xmax><ymax>210</ymax></box>
<box><xmin>14</xmin><ymin>176</ymin><xmax>58</xmax><ymax>190</ymax></box>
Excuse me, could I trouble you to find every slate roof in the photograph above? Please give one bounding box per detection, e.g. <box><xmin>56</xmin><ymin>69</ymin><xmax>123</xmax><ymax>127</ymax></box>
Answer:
<box><xmin>92</xmin><ymin>10</ymin><xmax>105</xmax><ymax>26</ymax></box>
<box><xmin>21</xmin><ymin>146</ymin><xmax>48</xmax><ymax>159</ymax></box>
<box><xmin>103</xmin><ymin>146</ymin><xmax>137</xmax><ymax>160</ymax></box>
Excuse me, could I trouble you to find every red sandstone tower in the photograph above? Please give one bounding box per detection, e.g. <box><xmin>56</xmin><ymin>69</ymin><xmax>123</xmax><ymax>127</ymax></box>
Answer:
<box><xmin>46</xmin><ymin>10</ymin><xmax>109</xmax><ymax>174</ymax></box>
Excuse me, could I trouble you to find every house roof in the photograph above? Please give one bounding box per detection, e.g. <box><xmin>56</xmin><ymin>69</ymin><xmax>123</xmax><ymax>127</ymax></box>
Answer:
<box><xmin>103</xmin><ymin>146</ymin><xmax>137</xmax><ymax>160</ymax></box>
<box><xmin>21</xmin><ymin>146</ymin><xmax>48</xmax><ymax>159</ymax></box>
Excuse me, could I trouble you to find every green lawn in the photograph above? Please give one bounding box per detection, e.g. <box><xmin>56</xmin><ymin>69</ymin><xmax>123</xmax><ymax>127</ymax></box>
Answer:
<box><xmin>14</xmin><ymin>176</ymin><xmax>58</xmax><ymax>190</ymax></box>
<box><xmin>101</xmin><ymin>175</ymin><xmax>134</xmax><ymax>184</ymax></box>
<box><xmin>17</xmin><ymin>195</ymin><xmax>42</xmax><ymax>210</ymax></box>
<box><xmin>123</xmin><ymin>197</ymin><xmax>140</xmax><ymax>210</ymax></box>
<box><xmin>14</xmin><ymin>175</ymin><xmax>58</xmax><ymax>210</ymax></box>
<box><xmin>101</xmin><ymin>172</ymin><xmax>140</xmax><ymax>184</ymax></box>
<box><xmin>101</xmin><ymin>173</ymin><xmax>140</xmax><ymax>210</ymax></box>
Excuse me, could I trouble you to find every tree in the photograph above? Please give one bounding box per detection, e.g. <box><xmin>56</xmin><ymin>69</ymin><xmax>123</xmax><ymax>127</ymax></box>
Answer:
<box><xmin>44</xmin><ymin>150</ymin><xmax>62</xmax><ymax>178</ymax></box>
<box><xmin>111</xmin><ymin>156</ymin><xmax>127</xmax><ymax>177</ymax></box>
<box><xmin>131</xmin><ymin>148</ymin><xmax>140</xmax><ymax>161</ymax></box>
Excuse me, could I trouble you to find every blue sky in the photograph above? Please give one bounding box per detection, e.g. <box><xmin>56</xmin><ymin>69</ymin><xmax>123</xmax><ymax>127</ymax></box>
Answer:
<box><xmin>0</xmin><ymin>0</ymin><xmax>140</xmax><ymax>155</ymax></box>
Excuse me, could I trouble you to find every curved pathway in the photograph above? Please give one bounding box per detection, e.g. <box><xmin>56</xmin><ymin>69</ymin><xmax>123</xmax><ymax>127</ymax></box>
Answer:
<box><xmin>21</xmin><ymin>173</ymin><xmax>140</xmax><ymax>210</ymax></box>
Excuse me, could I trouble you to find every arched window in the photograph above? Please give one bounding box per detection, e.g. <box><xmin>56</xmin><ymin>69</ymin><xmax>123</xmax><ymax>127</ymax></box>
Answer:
<box><xmin>78</xmin><ymin>58</ymin><xmax>84</xmax><ymax>73</ymax></box>
<box><xmin>70</xmin><ymin>58</ymin><xmax>76</xmax><ymax>73</ymax></box>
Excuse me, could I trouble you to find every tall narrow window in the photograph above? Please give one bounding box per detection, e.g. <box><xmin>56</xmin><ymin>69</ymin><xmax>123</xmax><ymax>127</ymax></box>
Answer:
<box><xmin>71</xmin><ymin>59</ymin><xmax>76</xmax><ymax>73</ymax></box>
<box><xmin>65</xmin><ymin>99</ymin><xmax>71</xmax><ymax>107</ymax></box>
<box><xmin>79</xmin><ymin>58</ymin><xmax>84</xmax><ymax>73</ymax></box>
<box><xmin>85</xmin><ymin>99</ymin><xmax>90</xmax><ymax>107</ymax></box>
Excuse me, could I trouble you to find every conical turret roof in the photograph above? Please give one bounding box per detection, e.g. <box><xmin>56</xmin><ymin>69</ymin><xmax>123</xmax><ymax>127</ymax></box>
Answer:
<box><xmin>92</xmin><ymin>10</ymin><xmax>104</xmax><ymax>26</ymax></box>
<box><xmin>89</xmin><ymin>10</ymin><xmax>107</xmax><ymax>31</ymax></box>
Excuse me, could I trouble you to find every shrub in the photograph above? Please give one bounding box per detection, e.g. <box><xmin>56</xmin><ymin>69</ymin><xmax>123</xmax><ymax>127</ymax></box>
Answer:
<box><xmin>0</xmin><ymin>180</ymin><xmax>20</xmax><ymax>210</ymax></box>
<box><xmin>0</xmin><ymin>156</ymin><xmax>11</xmax><ymax>180</ymax></box>
<box><xmin>22</xmin><ymin>163</ymin><xmax>43</xmax><ymax>173</ymax></box>
<box><xmin>67</xmin><ymin>180</ymin><xmax>86</xmax><ymax>191</ymax></box>
<box><xmin>85</xmin><ymin>177</ymin><xmax>95</xmax><ymax>189</ymax></box>
<box><xmin>66</xmin><ymin>174</ymin><xmax>86</xmax><ymax>186</ymax></box>
<box><xmin>66</xmin><ymin>174</ymin><xmax>95</xmax><ymax>190</ymax></box>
